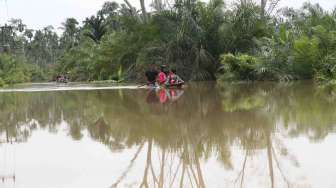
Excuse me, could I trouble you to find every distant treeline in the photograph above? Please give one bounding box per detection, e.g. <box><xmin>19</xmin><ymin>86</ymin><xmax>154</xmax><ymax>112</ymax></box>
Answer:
<box><xmin>1</xmin><ymin>0</ymin><xmax>336</xmax><ymax>86</ymax></box>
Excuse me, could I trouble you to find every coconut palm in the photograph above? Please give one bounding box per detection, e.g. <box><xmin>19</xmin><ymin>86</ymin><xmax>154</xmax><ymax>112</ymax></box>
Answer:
<box><xmin>83</xmin><ymin>15</ymin><xmax>108</xmax><ymax>43</ymax></box>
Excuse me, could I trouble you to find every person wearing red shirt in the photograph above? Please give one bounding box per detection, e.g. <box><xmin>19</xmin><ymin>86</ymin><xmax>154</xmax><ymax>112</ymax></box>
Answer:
<box><xmin>157</xmin><ymin>65</ymin><xmax>168</xmax><ymax>85</ymax></box>
<box><xmin>165</xmin><ymin>68</ymin><xmax>184</xmax><ymax>88</ymax></box>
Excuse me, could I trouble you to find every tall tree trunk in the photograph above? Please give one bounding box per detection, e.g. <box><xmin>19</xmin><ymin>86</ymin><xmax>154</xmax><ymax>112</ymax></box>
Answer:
<box><xmin>158</xmin><ymin>150</ymin><xmax>166</xmax><ymax>188</ymax></box>
<box><xmin>266</xmin><ymin>130</ymin><xmax>274</xmax><ymax>188</ymax></box>
<box><xmin>179</xmin><ymin>162</ymin><xmax>186</xmax><ymax>188</ymax></box>
<box><xmin>123</xmin><ymin>0</ymin><xmax>134</xmax><ymax>10</ymax></box>
<box><xmin>195</xmin><ymin>156</ymin><xmax>206</xmax><ymax>188</ymax></box>
<box><xmin>123</xmin><ymin>0</ymin><xmax>141</xmax><ymax>21</ymax></box>
<box><xmin>140</xmin><ymin>0</ymin><xmax>148</xmax><ymax>23</ymax></box>
<box><xmin>111</xmin><ymin>143</ymin><xmax>144</xmax><ymax>188</ymax></box>
<box><xmin>140</xmin><ymin>140</ymin><xmax>153</xmax><ymax>188</ymax></box>
<box><xmin>261</xmin><ymin>0</ymin><xmax>267</xmax><ymax>18</ymax></box>
<box><xmin>153</xmin><ymin>0</ymin><xmax>164</xmax><ymax>12</ymax></box>
<box><xmin>240</xmin><ymin>0</ymin><xmax>247</xmax><ymax>5</ymax></box>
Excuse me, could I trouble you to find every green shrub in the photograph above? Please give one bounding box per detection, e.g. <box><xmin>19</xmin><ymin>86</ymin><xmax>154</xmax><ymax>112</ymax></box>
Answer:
<box><xmin>292</xmin><ymin>36</ymin><xmax>320</xmax><ymax>79</ymax></box>
<box><xmin>29</xmin><ymin>65</ymin><xmax>49</xmax><ymax>82</ymax></box>
<box><xmin>0</xmin><ymin>78</ymin><xmax>5</xmax><ymax>87</ymax></box>
<box><xmin>0</xmin><ymin>54</ymin><xmax>31</xmax><ymax>86</ymax></box>
<box><xmin>219</xmin><ymin>53</ymin><xmax>262</xmax><ymax>81</ymax></box>
<box><xmin>315</xmin><ymin>54</ymin><xmax>336</xmax><ymax>83</ymax></box>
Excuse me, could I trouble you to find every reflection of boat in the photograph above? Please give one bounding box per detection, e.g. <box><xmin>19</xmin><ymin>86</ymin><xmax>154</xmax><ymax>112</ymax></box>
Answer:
<box><xmin>146</xmin><ymin>87</ymin><xmax>185</xmax><ymax>104</ymax></box>
<box><xmin>56</xmin><ymin>79</ymin><xmax>68</xmax><ymax>84</ymax></box>
<box><xmin>164</xmin><ymin>83</ymin><xmax>185</xmax><ymax>89</ymax></box>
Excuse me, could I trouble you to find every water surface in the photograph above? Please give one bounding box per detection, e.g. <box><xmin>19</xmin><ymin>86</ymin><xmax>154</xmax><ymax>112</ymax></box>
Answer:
<box><xmin>0</xmin><ymin>82</ymin><xmax>336</xmax><ymax>188</ymax></box>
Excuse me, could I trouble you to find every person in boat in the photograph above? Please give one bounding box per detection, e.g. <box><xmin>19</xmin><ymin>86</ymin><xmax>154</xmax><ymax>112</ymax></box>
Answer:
<box><xmin>62</xmin><ymin>75</ymin><xmax>68</xmax><ymax>83</ymax></box>
<box><xmin>145</xmin><ymin>63</ymin><xmax>159</xmax><ymax>87</ymax></box>
<box><xmin>157</xmin><ymin>65</ymin><xmax>168</xmax><ymax>86</ymax></box>
<box><xmin>56</xmin><ymin>74</ymin><xmax>67</xmax><ymax>83</ymax></box>
<box><xmin>165</xmin><ymin>68</ymin><xmax>184</xmax><ymax>87</ymax></box>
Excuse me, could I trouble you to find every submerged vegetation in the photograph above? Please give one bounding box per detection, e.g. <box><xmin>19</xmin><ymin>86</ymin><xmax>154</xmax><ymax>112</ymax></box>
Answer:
<box><xmin>1</xmin><ymin>0</ymin><xmax>336</xmax><ymax>85</ymax></box>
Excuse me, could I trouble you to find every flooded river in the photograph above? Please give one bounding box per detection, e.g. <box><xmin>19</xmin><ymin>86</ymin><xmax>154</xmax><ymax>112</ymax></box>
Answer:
<box><xmin>0</xmin><ymin>82</ymin><xmax>335</xmax><ymax>188</ymax></box>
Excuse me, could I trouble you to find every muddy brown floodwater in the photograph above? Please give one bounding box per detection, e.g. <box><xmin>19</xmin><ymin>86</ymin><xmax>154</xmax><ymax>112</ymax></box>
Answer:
<box><xmin>0</xmin><ymin>82</ymin><xmax>335</xmax><ymax>188</ymax></box>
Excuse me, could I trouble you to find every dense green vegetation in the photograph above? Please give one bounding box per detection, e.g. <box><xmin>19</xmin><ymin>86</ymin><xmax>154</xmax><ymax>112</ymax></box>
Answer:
<box><xmin>1</xmin><ymin>0</ymin><xmax>336</xmax><ymax>85</ymax></box>
<box><xmin>0</xmin><ymin>19</ymin><xmax>61</xmax><ymax>85</ymax></box>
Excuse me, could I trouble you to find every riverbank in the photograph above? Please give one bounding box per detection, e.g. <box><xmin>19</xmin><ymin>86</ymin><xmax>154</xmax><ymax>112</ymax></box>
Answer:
<box><xmin>2</xmin><ymin>77</ymin><xmax>336</xmax><ymax>91</ymax></box>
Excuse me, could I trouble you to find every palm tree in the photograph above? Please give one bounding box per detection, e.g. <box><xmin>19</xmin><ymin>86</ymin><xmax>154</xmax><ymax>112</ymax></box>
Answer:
<box><xmin>60</xmin><ymin>18</ymin><xmax>80</xmax><ymax>48</ymax></box>
<box><xmin>24</xmin><ymin>29</ymin><xmax>34</xmax><ymax>42</ymax></box>
<box><xmin>83</xmin><ymin>15</ymin><xmax>107</xmax><ymax>43</ymax></box>
<box><xmin>100</xmin><ymin>1</ymin><xmax>120</xmax><ymax>18</ymax></box>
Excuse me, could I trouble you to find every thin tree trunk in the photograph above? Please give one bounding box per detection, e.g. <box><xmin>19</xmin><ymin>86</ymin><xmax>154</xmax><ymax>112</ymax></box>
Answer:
<box><xmin>139</xmin><ymin>0</ymin><xmax>148</xmax><ymax>23</ymax></box>
<box><xmin>153</xmin><ymin>0</ymin><xmax>164</xmax><ymax>12</ymax></box>
<box><xmin>123</xmin><ymin>0</ymin><xmax>141</xmax><ymax>21</ymax></box>
<box><xmin>158</xmin><ymin>150</ymin><xmax>166</xmax><ymax>188</ymax></box>
<box><xmin>195</xmin><ymin>156</ymin><xmax>206</xmax><ymax>188</ymax></box>
<box><xmin>240</xmin><ymin>0</ymin><xmax>247</xmax><ymax>5</ymax></box>
<box><xmin>272</xmin><ymin>146</ymin><xmax>290</xmax><ymax>188</ymax></box>
<box><xmin>123</xmin><ymin>0</ymin><xmax>134</xmax><ymax>10</ymax></box>
<box><xmin>234</xmin><ymin>150</ymin><xmax>248</xmax><ymax>188</ymax></box>
<box><xmin>189</xmin><ymin>165</ymin><xmax>199</xmax><ymax>187</ymax></box>
<box><xmin>111</xmin><ymin>143</ymin><xmax>144</xmax><ymax>188</ymax></box>
<box><xmin>261</xmin><ymin>0</ymin><xmax>267</xmax><ymax>18</ymax></box>
<box><xmin>169</xmin><ymin>158</ymin><xmax>181</xmax><ymax>188</ymax></box>
<box><xmin>180</xmin><ymin>162</ymin><xmax>186</xmax><ymax>188</ymax></box>
<box><xmin>266</xmin><ymin>130</ymin><xmax>274</xmax><ymax>188</ymax></box>
<box><xmin>140</xmin><ymin>140</ymin><xmax>153</xmax><ymax>188</ymax></box>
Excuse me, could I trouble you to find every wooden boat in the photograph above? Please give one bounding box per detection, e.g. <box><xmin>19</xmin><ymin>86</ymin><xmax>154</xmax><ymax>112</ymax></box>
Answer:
<box><xmin>139</xmin><ymin>83</ymin><xmax>185</xmax><ymax>89</ymax></box>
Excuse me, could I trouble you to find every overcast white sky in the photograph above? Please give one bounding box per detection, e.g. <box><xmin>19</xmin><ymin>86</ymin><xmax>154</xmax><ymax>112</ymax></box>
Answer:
<box><xmin>0</xmin><ymin>0</ymin><xmax>335</xmax><ymax>30</ymax></box>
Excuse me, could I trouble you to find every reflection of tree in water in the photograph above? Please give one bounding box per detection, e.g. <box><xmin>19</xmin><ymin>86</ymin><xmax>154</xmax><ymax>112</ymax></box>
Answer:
<box><xmin>0</xmin><ymin>82</ymin><xmax>336</xmax><ymax>186</ymax></box>
<box><xmin>218</xmin><ymin>82</ymin><xmax>336</xmax><ymax>187</ymax></box>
